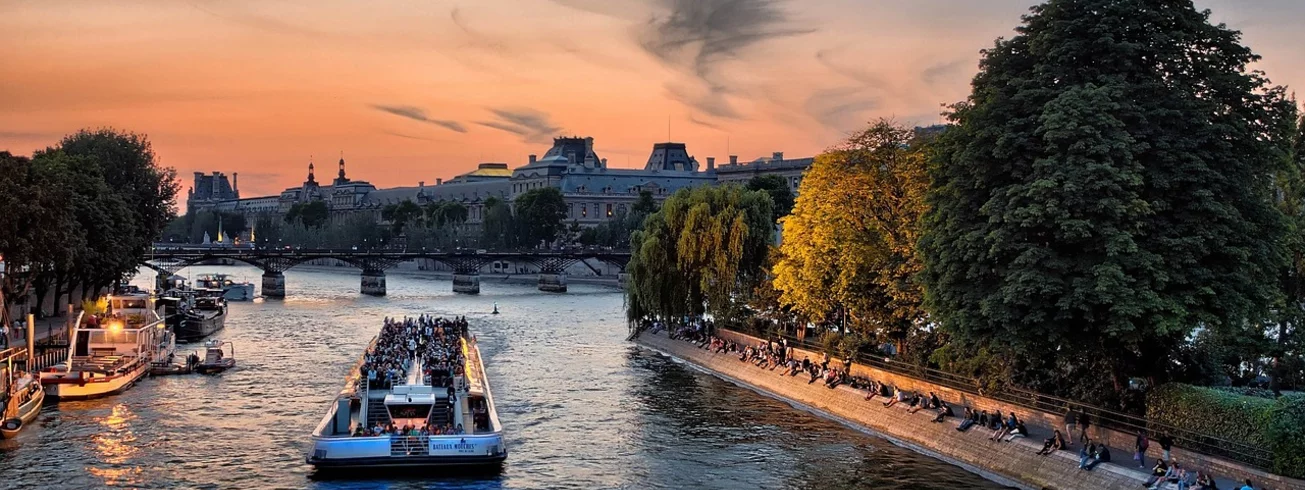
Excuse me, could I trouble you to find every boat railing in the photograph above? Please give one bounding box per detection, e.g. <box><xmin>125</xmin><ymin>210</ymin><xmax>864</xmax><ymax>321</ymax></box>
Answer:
<box><xmin>389</xmin><ymin>434</ymin><xmax>431</xmax><ymax>456</ymax></box>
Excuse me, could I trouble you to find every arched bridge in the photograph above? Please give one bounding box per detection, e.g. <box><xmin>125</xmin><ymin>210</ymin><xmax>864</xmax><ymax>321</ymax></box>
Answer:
<box><xmin>144</xmin><ymin>247</ymin><xmax>631</xmax><ymax>298</ymax></box>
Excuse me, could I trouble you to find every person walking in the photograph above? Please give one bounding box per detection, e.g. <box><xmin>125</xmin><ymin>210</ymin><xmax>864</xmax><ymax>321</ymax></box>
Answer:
<box><xmin>1135</xmin><ymin>430</ymin><xmax>1150</xmax><ymax>469</ymax></box>
<box><xmin>1063</xmin><ymin>408</ymin><xmax>1077</xmax><ymax>447</ymax></box>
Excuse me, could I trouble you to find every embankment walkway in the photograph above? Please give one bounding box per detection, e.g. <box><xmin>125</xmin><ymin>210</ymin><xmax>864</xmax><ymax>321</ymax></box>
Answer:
<box><xmin>633</xmin><ymin>329</ymin><xmax>1303</xmax><ymax>490</ymax></box>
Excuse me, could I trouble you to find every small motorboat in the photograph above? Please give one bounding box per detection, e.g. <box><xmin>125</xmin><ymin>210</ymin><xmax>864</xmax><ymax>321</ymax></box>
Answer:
<box><xmin>195</xmin><ymin>340</ymin><xmax>234</xmax><ymax>374</ymax></box>
<box><xmin>492</xmin><ymin>302</ymin><xmax>500</xmax><ymax>315</ymax></box>
<box><xmin>2</xmin><ymin>350</ymin><xmax>45</xmax><ymax>439</ymax></box>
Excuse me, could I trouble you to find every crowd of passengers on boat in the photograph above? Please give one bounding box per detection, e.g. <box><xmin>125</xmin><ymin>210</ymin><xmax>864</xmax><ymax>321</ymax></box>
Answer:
<box><xmin>362</xmin><ymin>315</ymin><xmax>468</xmax><ymax>391</ymax></box>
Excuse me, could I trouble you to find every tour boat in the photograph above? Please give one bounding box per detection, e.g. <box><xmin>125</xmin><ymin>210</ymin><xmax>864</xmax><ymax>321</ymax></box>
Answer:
<box><xmin>40</xmin><ymin>292</ymin><xmax>175</xmax><ymax>401</ymax></box>
<box><xmin>306</xmin><ymin>317</ymin><xmax>507</xmax><ymax>470</ymax></box>
<box><xmin>1</xmin><ymin>348</ymin><xmax>45</xmax><ymax>438</ymax></box>
<box><xmin>194</xmin><ymin>274</ymin><xmax>255</xmax><ymax>301</ymax></box>
<box><xmin>195</xmin><ymin>340</ymin><xmax>235</xmax><ymax>374</ymax></box>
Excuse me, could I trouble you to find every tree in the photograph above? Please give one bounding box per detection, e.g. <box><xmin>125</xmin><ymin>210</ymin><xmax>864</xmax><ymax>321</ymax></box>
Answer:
<box><xmin>59</xmin><ymin>129</ymin><xmax>178</xmax><ymax>256</ymax></box>
<box><xmin>286</xmin><ymin>200</ymin><xmax>329</xmax><ymax>228</ymax></box>
<box><xmin>0</xmin><ymin>152</ymin><xmax>75</xmax><ymax>325</ymax></box>
<box><xmin>773</xmin><ymin>121</ymin><xmax>931</xmax><ymax>353</ymax></box>
<box><xmin>425</xmin><ymin>201</ymin><xmax>469</xmax><ymax>228</ymax></box>
<box><xmin>747</xmin><ymin>174</ymin><xmax>795</xmax><ymax>221</ymax></box>
<box><xmin>514</xmin><ymin>188</ymin><xmax>568</xmax><ymax>247</ymax></box>
<box><xmin>481</xmin><ymin>197</ymin><xmax>515</xmax><ymax>249</ymax></box>
<box><xmin>1267</xmin><ymin>107</ymin><xmax>1305</xmax><ymax>393</ymax></box>
<box><xmin>626</xmin><ymin>185</ymin><xmax>774</xmax><ymax>324</ymax></box>
<box><xmin>381</xmin><ymin>199</ymin><xmax>423</xmax><ymax>235</ymax></box>
<box><xmin>918</xmin><ymin>0</ymin><xmax>1298</xmax><ymax>405</ymax></box>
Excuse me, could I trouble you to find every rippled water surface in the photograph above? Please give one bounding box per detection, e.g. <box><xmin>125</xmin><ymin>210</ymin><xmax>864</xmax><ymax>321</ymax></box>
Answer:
<box><xmin>0</xmin><ymin>265</ymin><xmax>1008</xmax><ymax>489</ymax></box>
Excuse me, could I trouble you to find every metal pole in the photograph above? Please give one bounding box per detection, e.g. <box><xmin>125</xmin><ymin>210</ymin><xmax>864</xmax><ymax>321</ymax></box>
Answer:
<box><xmin>26</xmin><ymin>313</ymin><xmax>35</xmax><ymax>371</ymax></box>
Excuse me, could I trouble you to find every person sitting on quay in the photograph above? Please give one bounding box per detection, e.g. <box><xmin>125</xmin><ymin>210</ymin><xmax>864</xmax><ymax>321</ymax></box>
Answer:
<box><xmin>1004</xmin><ymin>419</ymin><xmax>1029</xmax><ymax>442</ymax></box>
<box><xmin>957</xmin><ymin>408</ymin><xmax>979</xmax><ymax>432</ymax></box>
<box><xmin>1039</xmin><ymin>430</ymin><xmax>1067</xmax><ymax>456</ymax></box>
<box><xmin>1142</xmin><ymin>459</ymin><xmax>1171</xmax><ymax>488</ymax></box>
<box><xmin>1086</xmin><ymin>442</ymin><xmax>1111</xmax><ymax>470</ymax></box>
<box><xmin>990</xmin><ymin>412</ymin><xmax>1018</xmax><ymax>441</ymax></box>
<box><xmin>931</xmin><ymin>400</ymin><xmax>954</xmax><ymax>423</ymax></box>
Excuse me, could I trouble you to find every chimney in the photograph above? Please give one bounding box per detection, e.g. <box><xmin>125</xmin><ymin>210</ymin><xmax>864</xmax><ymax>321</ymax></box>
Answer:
<box><xmin>232</xmin><ymin>173</ymin><xmax>238</xmax><ymax>192</ymax></box>
<box><xmin>772</xmin><ymin>151</ymin><xmax>784</xmax><ymax>162</ymax></box>
<box><xmin>729</xmin><ymin>155</ymin><xmax>738</xmax><ymax>165</ymax></box>
<box><xmin>529</xmin><ymin>154</ymin><xmax>537</xmax><ymax>164</ymax></box>
<box><xmin>419</xmin><ymin>181</ymin><xmax>425</xmax><ymax>188</ymax></box>
<box><xmin>600</xmin><ymin>158</ymin><xmax>607</xmax><ymax>169</ymax></box>
<box><xmin>436</xmin><ymin>178</ymin><xmax>443</xmax><ymax>185</ymax></box>
<box><xmin>706</xmin><ymin>157</ymin><xmax>715</xmax><ymax>171</ymax></box>
<box><xmin>585</xmin><ymin>136</ymin><xmax>594</xmax><ymax>152</ymax></box>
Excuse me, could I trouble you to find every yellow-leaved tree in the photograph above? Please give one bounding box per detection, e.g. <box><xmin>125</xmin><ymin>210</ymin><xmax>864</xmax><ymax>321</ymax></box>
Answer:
<box><xmin>773</xmin><ymin>120</ymin><xmax>932</xmax><ymax>354</ymax></box>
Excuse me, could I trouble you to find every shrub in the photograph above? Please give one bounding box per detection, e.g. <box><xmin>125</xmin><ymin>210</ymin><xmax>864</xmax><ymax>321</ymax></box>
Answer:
<box><xmin>1147</xmin><ymin>384</ymin><xmax>1274</xmax><ymax>449</ymax></box>
<box><xmin>1148</xmin><ymin>384</ymin><xmax>1305</xmax><ymax>478</ymax></box>
<box><xmin>1265</xmin><ymin>394</ymin><xmax>1305</xmax><ymax>478</ymax></box>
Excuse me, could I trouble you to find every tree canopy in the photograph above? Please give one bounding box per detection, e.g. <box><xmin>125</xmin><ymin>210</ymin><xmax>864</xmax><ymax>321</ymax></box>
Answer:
<box><xmin>773</xmin><ymin>121</ymin><xmax>931</xmax><ymax>352</ymax></box>
<box><xmin>285</xmin><ymin>200</ymin><xmax>329</xmax><ymax>228</ymax></box>
<box><xmin>626</xmin><ymin>185</ymin><xmax>773</xmax><ymax>324</ymax></box>
<box><xmin>746</xmin><ymin>174</ymin><xmax>795</xmax><ymax>221</ymax></box>
<box><xmin>918</xmin><ymin>0</ymin><xmax>1298</xmax><ymax>404</ymax></box>
<box><xmin>514</xmin><ymin>187</ymin><xmax>568</xmax><ymax>247</ymax></box>
<box><xmin>1</xmin><ymin>129</ymin><xmax>178</xmax><ymax>324</ymax></box>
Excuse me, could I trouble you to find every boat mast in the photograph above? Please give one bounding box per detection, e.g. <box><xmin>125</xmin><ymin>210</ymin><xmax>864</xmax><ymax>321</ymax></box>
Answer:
<box><xmin>64</xmin><ymin>311</ymin><xmax>84</xmax><ymax>374</ymax></box>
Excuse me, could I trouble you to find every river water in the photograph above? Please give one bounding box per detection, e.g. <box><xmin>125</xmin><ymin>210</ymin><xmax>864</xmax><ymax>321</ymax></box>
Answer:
<box><xmin>0</xmin><ymin>265</ymin><xmax>1007</xmax><ymax>490</ymax></box>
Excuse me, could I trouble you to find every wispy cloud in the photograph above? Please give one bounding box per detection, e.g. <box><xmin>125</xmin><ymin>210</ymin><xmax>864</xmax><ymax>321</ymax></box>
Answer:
<box><xmin>476</xmin><ymin>108</ymin><xmax>561</xmax><ymax>144</ymax></box>
<box><xmin>816</xmin><ymin>48</ymin><xmax>888</xmax><ymax>90</ymax></box>
<box><xmin>638</xmin><ymin>0</ymin><xmax>814</xmax><ymax>118</ymax></box>
<box><xmin>804</xmin><ymin>87</ymin><xmax>880</xmax><ymax>131</ymax></box>
<box><xmin>380</xmin><ymin>130</ymin><xmax>446</xmax><ymax>142</ymax></box>
<box><xmin>370</xmin><ymin>104</ymin><xmax>467</xmax><ymax>133</ymax></box>
<box><xmin>921</xmin><ymin>59</ymin><xmax>970</xmax><ymax>85</ymax></box>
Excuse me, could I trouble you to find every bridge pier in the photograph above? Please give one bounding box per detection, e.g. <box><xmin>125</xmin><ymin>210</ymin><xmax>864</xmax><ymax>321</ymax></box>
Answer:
<box><xmin>618</xmin><ymin>272</ymin><xmax>630</xmax><ymax>289</ymax></box>
<box><xmin>538</xmin><ymin>272</ymin><xmax>567</xmax><ymax>293</ymax></box>
<box><xmin>262</xmin><ymin>271</ymin><xmax>285</xmax><ymax>299</ymax></box>
<box><xmin>452</xmin><ymin>273</ymin><xmax>480</xmax><ymax>294</ymax></box>
<box><xmin>361</xmin><ymin>269</ymin><xmax>386</xmax><ymax>296</ymax></box>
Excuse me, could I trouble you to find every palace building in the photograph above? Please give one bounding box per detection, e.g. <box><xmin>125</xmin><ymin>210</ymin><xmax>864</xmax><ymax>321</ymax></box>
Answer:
<box><xmin>187</xmin><ymin>136</ymin><xmax>813</xmax><ymax>229</ymax></box>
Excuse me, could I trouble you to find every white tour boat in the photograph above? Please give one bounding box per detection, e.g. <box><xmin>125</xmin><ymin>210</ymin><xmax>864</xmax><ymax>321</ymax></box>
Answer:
<box><xmin>307</xmin><ymin>316</ymin><xmax>507</xmax><ymax>470</ymax></box>
<box><xmin>40</xmin><ymin>291</ymin><xmax>175</xmax><ymax>401</ymax></box>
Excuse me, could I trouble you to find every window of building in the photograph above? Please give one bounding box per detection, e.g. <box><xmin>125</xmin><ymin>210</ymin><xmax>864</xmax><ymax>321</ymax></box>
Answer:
<box><xmin>581</xmin><ymin>204</ymin><xmax>587</xmax><ymax>218</ymax></box>
<box><xmin>606</xmin><ymin>203</ymin><xmax>613</xmax><ymax>218</ymax></box>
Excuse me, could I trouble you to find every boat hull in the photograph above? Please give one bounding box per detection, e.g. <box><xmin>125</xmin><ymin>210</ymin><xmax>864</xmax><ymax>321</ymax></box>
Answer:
<box><xmin>41</xmin><ymin>363</ymin><xmax>147</xmax><ymax>401</ymax></box>
<box><xmin>176</xmin><ymin>312</ymin><xmax>225</xmax><ymax>343</ymax></box>
<box><xmin>195</xmin><ymin>359</ymin><xmax>234</xmax><ymax>374</ymax></box>
<box><xmin>224</xmin><ymin>284</ymin><xmax>254</xmax><ymax>301</ymax></box>
<box><xmin>0</xmin><ymin>385</ymin><xmax>45</xmax><ymax>439</ymax></box>
<box><xmin>306</xmin><ymin>433</ymin><xmax>507</xmax><ymax>470</ymax></box>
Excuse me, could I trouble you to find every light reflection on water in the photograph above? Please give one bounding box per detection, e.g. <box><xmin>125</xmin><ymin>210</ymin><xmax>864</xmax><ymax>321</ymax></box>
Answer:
<box><xmin>0</xmin><ymin>265</ymin><xmax>1008</xmax><ymax>490</ymax></box>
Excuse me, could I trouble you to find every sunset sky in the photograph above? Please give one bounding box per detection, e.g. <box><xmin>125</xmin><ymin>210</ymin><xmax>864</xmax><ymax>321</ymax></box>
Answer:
<box><xmin>3</xmin><ymin>0</ymin><xmax>1303</xmax><ymax>204</ymax></box>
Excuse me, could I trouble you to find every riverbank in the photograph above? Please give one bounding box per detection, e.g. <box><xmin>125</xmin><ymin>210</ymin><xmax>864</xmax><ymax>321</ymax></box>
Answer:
<box><xmin>290</xmin><ymin>262</ymin><xmax>623</xmax><ymax>287</ymax></box>
<box><xmin>634</xmin><ymin>330</ymin><xmax>1163</xmax><ymax>490</ymax></box>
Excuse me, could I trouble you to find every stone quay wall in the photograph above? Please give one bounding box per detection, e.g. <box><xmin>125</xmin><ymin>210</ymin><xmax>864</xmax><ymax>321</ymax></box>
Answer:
<box><xmin>635</xmin><ymin>330</ymin><xmax>1291</xmax><ymax>490</ymax></box>
<box><xmin>711</xmin><ymin>330</ymin><xmax>1304</xmax><ymax>490</ymax></box>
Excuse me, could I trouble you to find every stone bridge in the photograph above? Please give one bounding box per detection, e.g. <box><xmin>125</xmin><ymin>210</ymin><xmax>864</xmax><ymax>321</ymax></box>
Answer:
<box><xmin>143</xmin><ymin>247</ymin><xmax>631</xmax><ymax>298</ymax></box>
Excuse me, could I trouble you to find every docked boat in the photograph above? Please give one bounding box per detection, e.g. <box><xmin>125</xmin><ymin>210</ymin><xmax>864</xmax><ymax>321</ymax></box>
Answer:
<box><xmin>1</xmin><ymin>348</ymin><xmax>45</xmax><ymax>439</ymax></box>
<box><xmin>194</xmin><ymin>274</ymin><xmax>255</xmax><ymax>301</ymax></box>
<box><xmin>176</xmin><ymin>290</ymin><xmax>227</xmax><ymax>343</ymax></box>
<box><xmin>40</xmin><ymin>292</ymin><xmax>175</xmax><ymax>401</ymax></box>
<box><xmin>307</xmin><ymin>316</ymin><xmax>507</xmax><ymax>470</ymax></box>
<box><xmin>195</xmin><ymin>340</ymin><xmax>234</xmax><ymax>374</ymax></box>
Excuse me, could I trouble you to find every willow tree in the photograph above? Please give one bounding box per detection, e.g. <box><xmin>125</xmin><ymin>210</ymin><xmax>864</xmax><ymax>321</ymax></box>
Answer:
<box><xmin>919</xmin><ymin>0</ymin><xmax>1297</xmax><ymax>404</ymax></box>
<box><xmin>626</xmin><ymin>185</ymin><xmax>773</xmax><ymax>324</ymax></box>
<box><xmin>773</xmin><ymin>121</ymin><xmax>931</xmax><ymax>353</ymax></box>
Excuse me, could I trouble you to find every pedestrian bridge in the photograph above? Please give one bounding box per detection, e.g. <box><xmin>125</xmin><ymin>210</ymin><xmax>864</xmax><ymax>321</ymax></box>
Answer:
<box><xmin>144</xmin><ymin>246</ymin><xmax>630</xmax><ymax>298</ymax></box>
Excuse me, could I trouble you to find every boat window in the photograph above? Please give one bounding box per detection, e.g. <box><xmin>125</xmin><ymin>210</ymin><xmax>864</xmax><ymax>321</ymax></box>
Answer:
<box><xmin>387</xmin><ymin>404</ymin><xmax>432</xmax><ymax>419</ymax></box>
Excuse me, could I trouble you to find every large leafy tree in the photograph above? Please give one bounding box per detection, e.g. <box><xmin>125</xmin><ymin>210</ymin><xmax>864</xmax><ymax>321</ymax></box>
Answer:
<box><xmin>919</xmin><ymin>0</ymin><xmax>1297</xmax><ymax>405</ymax></box>
<box><xmin>381</xmin><ymin>199</ymin><xmax>423</xmax><ymax>235</ymax></box>
<box><xmin>626</xmin><ymin>185</ymin><xmax>773</xmax><ymax>324</ymax></box>
<box><xmin>774</xmin><ymin>121</ymin><xmax>931</xmax><ymax>352</ymax></box>
<box><xmin>514</xmin><ymin>188</ymin><xmax>568</xmax><ymax>247</ymax></box>
<box><xmin>746</xmin><ymin>174</ymin><xmax>795</xmax><ymax>221</ymax></box>
<box><xmin>0</xmin><ymin>152</ymin><xmax>76</xmax><ymax>325</ymax></box>
<box><xmin>1268</xmin><ymin>109</ymin><xmax>1305</xmax><ymax>392</ymax></box>
<box><xmin>480</xmin><ymin>197</ymin><xmax>516</xmax><ymax>249</ymax></box>
<box><xmin>59</xmin><ymin>129</ymin><xmax>178</xmax><ymax>256</ymax></box>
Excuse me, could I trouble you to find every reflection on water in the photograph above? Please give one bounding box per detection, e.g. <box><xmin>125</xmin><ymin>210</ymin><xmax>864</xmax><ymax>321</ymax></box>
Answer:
<box><xmin>0</xmin><ymin>265</ymin><xmax>1007</xmax><ymax>489</ymax></box>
